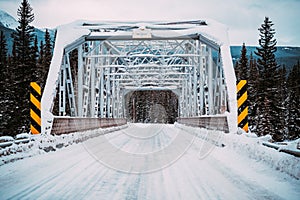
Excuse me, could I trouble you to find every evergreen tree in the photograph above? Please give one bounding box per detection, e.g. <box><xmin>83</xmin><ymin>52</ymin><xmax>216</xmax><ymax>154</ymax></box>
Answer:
<box><xmin>33</xmin><ymin>36</ymin><xmax>39</xmax><ymax>64</ymax></box>
<box><xmin>234</xmin><ymin>61</ymin><xmax>239</xmax><ymax>80</ymax></box>
<box><xmin>0</xmin><ymin>31</ymin><xmax>7</xmax><ymax>67</ymax></box>
<box><xmin>235</xmin><ymin>43</ymin><xmax>248</xmax><ymax>81</ymax></box>
<box><xmin>38</xmin><ymin>40</ymin><xmax>44</xmax><ymax>65</ymax></box>
<box><xmin>43</xmin><ymin>29</ymin><xmax>52</xmax><ymax>68</ymax></box>
<box><xmin>31</xmin><ymin>35</ymin><xmax>39</xmax><ymax>80</ymax></box>
<box><xmin>287</xmin><ymin>61</ymin><xmax>300</xmax><ymax>140</ymax></box>
<box><xmin>11</xmin><ymin>40</ymin><xmax>17</xmax><ymax>65</ymax></box>
<box><xmin>10</xmin><ymin>0</ymin><xmax>36</xmax><ymax>134</ymax></box>
<box><xmin>0</xmin><ymin>31</ymin><xmax>8</xmax><ymax>133</ymax></box>
<box><xmin>40</xmin><ymin>29</ymin><xmax>53</xmax><ymax>91</ymax></box>
<box><xmin>254</xmin><ymin>17</ymin><xmax>283</xmax><ymax>141</ymax></box>
<box><xmin>274</xmin><ymin>66</ymin><xmax>288</xmax><ymax>140</ymax></box>
<box><xmin>12</xmin><ymin>0</ymin><xmax>35</xmax><ymax>65</ymax></box>
<box><xmin>36</xmin><ymin>40</ymin><xmax>44</xmax><ymax>87</ymax></box>
<box><xmin>248</xmin><ymin>52</ymin><xmax>259</xmax><ymax>131</ymax></box>
<box><xmin>0</xmin><ymin>31</ymin><xmax>16</xmax><ymax>135</ymax></box>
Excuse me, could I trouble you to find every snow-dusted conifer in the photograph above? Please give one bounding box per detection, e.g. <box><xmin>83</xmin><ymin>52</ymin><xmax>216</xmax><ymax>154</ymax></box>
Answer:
<box><xmin>10</xmin><ymin>0</ymin><xmax>36</xmax><ymax>134</ymax></box>
<box><xmin>254</xmin><ymin>17</ymin><xmax>285</xmax><ymax>141</ymax></box>
<box><xmin>287</xmin><ymin>62</ymin><xmax>300</xmax><ymax>140</ymax></box>
<box><xmin>247</xmin><ymin>52</ymin><xmax>259</xmax><ymax>131</ymax></box>
<box><xmin>235</xmin><ymin>43</ymin><xmax>248</xmax><ymax>81</ymax></box>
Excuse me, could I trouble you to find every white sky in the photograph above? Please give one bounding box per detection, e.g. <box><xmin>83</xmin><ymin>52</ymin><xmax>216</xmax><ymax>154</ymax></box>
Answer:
<box><xmin>1</xmin><ymin>0</ymin><xmax>300</xmax><ymax>46</ymax></box>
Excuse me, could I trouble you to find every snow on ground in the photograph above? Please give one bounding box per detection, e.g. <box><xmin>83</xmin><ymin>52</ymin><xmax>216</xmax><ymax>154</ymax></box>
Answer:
<box><xmin>176</xmin><ymin>123</ymin><xmax>300</xmax><ymax>179</ymax></box>
<box><xmin>0</xmin><ymin>123</ymin><xmax>299</xmax><ymax>199</ymax></box>
<box><xmin>0</xmin><ymin>125</ymin><xmax>128</xmax><ymax>166</ymax></box>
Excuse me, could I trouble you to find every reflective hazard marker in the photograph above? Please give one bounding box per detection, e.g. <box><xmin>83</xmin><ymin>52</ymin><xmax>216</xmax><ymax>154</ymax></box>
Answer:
<box><xmin>237</xmin><ymin>80</ymin><xmax>248</xmax><ymax>132</ymax></box>
<box><xmin>30</xmin><ymin>82</ymin><xmax>41</xmax><ymax>134</ymax></box>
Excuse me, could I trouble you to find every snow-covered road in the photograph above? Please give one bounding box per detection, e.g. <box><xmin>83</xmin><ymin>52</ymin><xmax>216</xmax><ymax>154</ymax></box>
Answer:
<box><xmin>0</xmin><ymin>124</ymin><xmax>299</xmax><ymax>199</ymax></box>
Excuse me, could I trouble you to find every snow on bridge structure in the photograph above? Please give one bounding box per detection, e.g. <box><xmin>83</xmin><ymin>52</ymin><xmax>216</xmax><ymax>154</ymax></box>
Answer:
<box><xmin>41</xmin><ymin>19</ymin><xmax>237</xmax><ymax>134</ymax></box>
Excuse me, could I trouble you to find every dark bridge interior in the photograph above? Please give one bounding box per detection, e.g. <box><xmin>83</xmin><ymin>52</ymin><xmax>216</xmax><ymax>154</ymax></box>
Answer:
<box><xmin>126</xmin><ymin>90</ymin><xmax>178</xmax><ymax>123</ymax></box>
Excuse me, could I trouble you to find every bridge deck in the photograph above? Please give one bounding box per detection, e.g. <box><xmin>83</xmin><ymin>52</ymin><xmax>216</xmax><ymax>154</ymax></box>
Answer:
<box><xmin>0</xmin><ymin>124</ymin><xmax>298</xmax><ymax>199</ymax></box>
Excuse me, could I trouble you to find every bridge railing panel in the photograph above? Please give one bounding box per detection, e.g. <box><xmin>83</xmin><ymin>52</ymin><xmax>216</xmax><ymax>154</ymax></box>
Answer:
<box><xmin>177</xmin><ymin>116</ymin><xmax>229</xmax><ymax>133</ymax></box>
<box><xmin>51</xmin><ymin>117</ymin><xmax>127</xmax><ymax>135</ymax></box>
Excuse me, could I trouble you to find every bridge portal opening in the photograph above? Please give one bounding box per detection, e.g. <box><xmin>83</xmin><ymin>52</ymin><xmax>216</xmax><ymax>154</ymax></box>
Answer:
<box><xmin>125</xmin><ymin>90</ymin><xmax>178</xmax><ymax>123</ymax></box>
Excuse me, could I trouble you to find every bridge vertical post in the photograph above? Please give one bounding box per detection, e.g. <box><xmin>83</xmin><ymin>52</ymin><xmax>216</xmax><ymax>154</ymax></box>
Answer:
<box><xmin>65</xmin><ymin>53</ymin><xmax>77</xmax><ymax>116</ymax></box>
<box><xmin>180</xmin><ymin>83</ymin><xmax>184</xmax><ymax>117</ymax></box>
<box><xmin>59</xmin><ymin>57</ymin><xmax>66</xmax><ymax>116</ymax></box>
<box><xmin>199</xmin><ymin>43</ymin><xmax>204</xmax><ymax>115</ymax></box>
<box><xmin>193</xmin><ymin>63</ymin><xmax>198</xmax><ymax>116</ymax></box>
<box><xmin>77</xmin><ymin>45</ymin><xmax>83</xmax><ymax>117</ymax></box>
<box><xmin>116</xmin><ymin>81</ymin><xmax>122</xmax><ymax>118</ymax></box>
<box><xmin>115</xmin><ymin>80</ymin><xmax>118</xmax><ymax>117</ymax></box>
<box><xmin>208</xmin><ymin>47</ymin><xmax>214</xmax><ymax>115</ymax></box>
<box><xmin>111</xmin><ymin>68</ymin><xmax>116</xmax><ymax>118</ymax></box>
<box><xmin>194</xmin><ymin>40</ymin><xmax>200</xmax><ymax>116</ymax></box>
<box><xmin>188</xmin><ymin>71</ymin><xmax>192</xmax><ymax>116</ymax></box>
<box><xmin>196</xmin><ymin>40</ymin><xmax>200</xmax><ymax>116</ymax></box>
<box><xmin>100</xmin><ymin>68</ymin><xmax>104</xmax><ymax>118</ymax></box>
<box><xmin>219</xmin><ymin>51</ymin><xmax>226</xmax><ymax>113</ymax></box>
<box><xmin>214</xmin><ymin>51</ymin><xmax>222</xmax><ymax>114</ymax></box>
<box><xmin>107</xmin><ymin>67</ymin><xmax>111</xmax><ymax>118</ymax></box>
<box><xmin>184</xmin><ymin>79</ymin><xmax>188</xmax><ymax>117</ymax></box>
<box><xmin>178</xmin><ymin>82</ymin><xmax>182</xmax><ymax>117</ymax></box>
<box><xmin>90</xmin><ymin>42</ymin><xmax>96</xmax><ymax>117</ymax></box>
<box><xmin>191</xmin><ymin>69</ymin><xmax>195</xmax><ymax>116</ymax></box>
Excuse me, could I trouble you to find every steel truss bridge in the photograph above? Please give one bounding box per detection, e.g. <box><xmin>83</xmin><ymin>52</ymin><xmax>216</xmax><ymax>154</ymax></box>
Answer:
<box><xmin>42</xmin><ymin>20</ymin><xmax>237</xmax><ymax>134</ymax></box>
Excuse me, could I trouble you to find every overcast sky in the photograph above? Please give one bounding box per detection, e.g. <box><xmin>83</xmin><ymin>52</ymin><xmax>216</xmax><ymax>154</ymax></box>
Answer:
<box><xmin>1</xmin><ymin>0</ymin><xmax>299</xmax><ymax>46</ymax></box>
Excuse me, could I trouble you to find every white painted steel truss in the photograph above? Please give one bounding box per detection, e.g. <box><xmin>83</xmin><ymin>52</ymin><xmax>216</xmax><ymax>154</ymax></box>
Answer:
<box><xmin>42</xmin><ymin>20</ymin><xmax>237</xmax><ymax>132</ymax></box>
<box><xmin>59</xmin><ymin>36</ymin><xmax>228</xmax><ymax>118</ymax></box>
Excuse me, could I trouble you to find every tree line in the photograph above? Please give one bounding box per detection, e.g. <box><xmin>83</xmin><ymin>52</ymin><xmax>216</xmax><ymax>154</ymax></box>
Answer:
<box><xmin>0</xmin><ymin>0</ymin><xmax>53</xmax><ymax>136</ymax></box>
<box><xmin>235</xmin><ymin>17</ymin><xmax>300</xmax><ymax>141</ymax></box>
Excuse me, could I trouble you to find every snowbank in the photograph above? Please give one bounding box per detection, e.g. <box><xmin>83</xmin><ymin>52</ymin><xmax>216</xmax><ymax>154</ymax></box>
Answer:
<box><xmin>175</xmin><ymin>123</ymin><xmax>300</xmax><ymax>180</ymax></box>
<box><xmin>0</xmin><ymin>124</ymin><xmax>128</xmax><ymax>166</ymax></box>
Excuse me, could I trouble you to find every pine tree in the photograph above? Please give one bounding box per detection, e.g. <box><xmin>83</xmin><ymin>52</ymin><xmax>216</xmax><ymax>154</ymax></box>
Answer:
<box><xmin>0</xmin><ymin>32</ymin><xmax>17</xmax><ymax>135</ymax></box>
<box><xmin>40</xmin><ymin>29</ymin><xmax>53</xmax><ymax>91</ymax></box>
<box><xmin>0</xmin><ymin>31</ymin><xmax>8</xmax><ymax>133</ymax></box>
<box><xmin>12</xmin><ymin>0</ymin><xmax>35</xmax><ymax>65</ymax></box>
<box><xmin>254</xmin><ymin>17</ymin><xmax>283</xmax><ymax>140</ymax></box>
<box><xmin>38</xmin><ymin>40</ymin><xmax>44</xmax><ymax>65</ymax></box>
<box><xmin>43</xmin><ymin>29</ymin><xmax>52</xmax><ymax>67</ymax></box>
<box><xmin>287</xmin><ymin>61</ymin><xmax>300</xmax><ymax>140</ymax></box>
<box><xmin>235</xmin><ymin>43</ymin><xmax>248</xmax><ymax>81</ymax></box>
<box><xmin>0</xmin><ymin>31</ymin><xmax>7</xmax><ymax>67</ymax></box>
<box><xmin>31</xmin><ymin>35</ymin><xmax>39</xmax><ymax>80</ymax></box>
<box><xmin>36</xmin><ymin>40</ymin><xmax>44</xmax><ymax>86</ymax></box>
<box><xmin>274</xmin><ymin>66</ymin><xmax>288</xmax><ymax>140</ymax></box>
<box><xmin>33</xmin><ymin>36</ymin><xmax>39</xmax><ymax>63</ymax></box>
<box><xmin>11</xmin><ymin>40</ymin><xmax>17</xmax><ymax>65</ymax></box>
<box><xmin>10</xmin><ymin>0</ymin><xmax>36</xmax><ymax>134</ymax></box>
<box><xmin>248</xmin><ymin>52</ymin><xmax>259</xmax><ymax>131</ymax></box>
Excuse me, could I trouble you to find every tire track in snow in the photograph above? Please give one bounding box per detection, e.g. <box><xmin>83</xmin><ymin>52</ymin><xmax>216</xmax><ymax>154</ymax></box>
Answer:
<box><xmin>207</xmin><ymin>154</ymin><xmax>286</xmax><ymax>200</ymax></box>
<box><xmin>6</xmin><ymin>147</ymin><xmax>96</xmax><ymax>199</ymax></box>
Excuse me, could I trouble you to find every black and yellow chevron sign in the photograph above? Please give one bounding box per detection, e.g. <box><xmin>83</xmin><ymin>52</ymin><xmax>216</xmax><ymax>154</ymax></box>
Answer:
<box><xmin>30</xmin><ymin>82</ymin><xmax>41</xmax><ymax>134</ymax></box>
<box><xmin>237</xmin><ymin>80</ymin><xmax>248</xmax><ymax>132</ymax></box>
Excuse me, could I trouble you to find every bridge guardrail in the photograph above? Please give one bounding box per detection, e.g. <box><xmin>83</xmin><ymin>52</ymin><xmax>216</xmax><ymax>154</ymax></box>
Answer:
<box><xmin>177</xmin><ymin>116</ymin><xmax>229</xmax><ymax>133</ymax></box>
<box><xmin>51</xmin><ymin>117</ymin><xmax>127</xmax><ymax>135</ymax></box>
